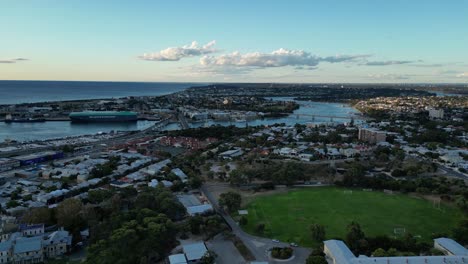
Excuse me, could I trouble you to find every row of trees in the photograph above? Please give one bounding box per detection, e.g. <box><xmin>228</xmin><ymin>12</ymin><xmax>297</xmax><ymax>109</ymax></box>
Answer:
<box><xmin>23</xmin><ymin>186</ymin><xmax>188</xmax><ymax>264</ymax></box>
<box><xmin>168</xmin><ymin>125</ymin><xmax>257</xmax><ymax>140</ymax></box>
<box><xmin>308</xmin><ymin>220</ymin><xmax>468</xmax><ymax>257</ymax></box>
<box><xmin>229</xmin><ymin>161</ymin><xmax>309</xmax><ymax>186</ymax></box>
<box><xmin>85</xmin><ymin>186</ymin><xmax>187</xmax><ymax>263</ymax></box>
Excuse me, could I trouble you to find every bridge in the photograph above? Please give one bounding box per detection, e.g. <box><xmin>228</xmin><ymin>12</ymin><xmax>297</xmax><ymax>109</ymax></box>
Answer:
<box><xmin>289</xmin><ymin>113</ymin><xmax>367</xmax><ymax>121</ymax></box>
<box><xmin>177</xmin><ymin>113</ymin><xmax>190</xmax><ymax>129</ymax></box>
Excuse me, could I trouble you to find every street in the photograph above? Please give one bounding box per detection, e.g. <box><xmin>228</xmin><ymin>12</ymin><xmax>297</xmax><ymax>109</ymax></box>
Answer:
<box><xmin>201</xmin><ymin>185</ymin><xmax>311</xmax><ymax>263</ymax></box>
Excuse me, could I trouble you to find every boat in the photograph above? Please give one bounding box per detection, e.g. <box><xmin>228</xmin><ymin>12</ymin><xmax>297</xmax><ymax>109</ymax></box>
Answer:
<box><xmin>69</xmin><ymin>111</ymin><xmax>138</xmax><ymax>123</ymax></box>
<box><xmin>4</xmin><ymin>118</ymin><xmax>46</xmax><ymax>123</ymax></box>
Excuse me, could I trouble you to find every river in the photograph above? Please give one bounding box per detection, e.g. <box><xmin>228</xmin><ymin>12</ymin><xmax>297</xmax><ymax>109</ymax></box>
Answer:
<box><xmin>0</xmin><ymin>99</ymin><xmax>361</xmax><ymax>142</ymax></box>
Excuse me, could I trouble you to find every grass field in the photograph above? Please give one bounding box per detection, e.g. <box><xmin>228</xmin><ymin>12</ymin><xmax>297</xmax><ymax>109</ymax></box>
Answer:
<box><xmin>243</xmin><ymin>187</ymin><xmax>463</xmax><ymax>247</ymax></box>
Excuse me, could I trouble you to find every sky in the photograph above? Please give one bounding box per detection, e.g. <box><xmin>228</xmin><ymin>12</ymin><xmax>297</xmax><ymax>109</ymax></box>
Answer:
<box><xmin>1</xmin><ymin>0</ymin><xmax>468</xmax><ymax>83</ymax></box>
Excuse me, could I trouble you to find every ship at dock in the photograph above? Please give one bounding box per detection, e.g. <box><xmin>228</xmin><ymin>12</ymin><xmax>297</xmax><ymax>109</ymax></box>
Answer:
<box><xmin>4</xmin><ymin>114</ymin><xmax>46</xmax><ymax>123</ymax></box>
<box><xmin>69</xmin><ymin>111</ymin><xmax>138</xmax><ymax>123</ymax></box>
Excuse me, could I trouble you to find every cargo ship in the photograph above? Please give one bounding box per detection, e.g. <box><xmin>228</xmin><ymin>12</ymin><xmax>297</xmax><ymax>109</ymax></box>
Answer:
<box><xmin>69</xmin><ymin>111</ymin><xmax>138</xmax><ymax>122</ymax></box>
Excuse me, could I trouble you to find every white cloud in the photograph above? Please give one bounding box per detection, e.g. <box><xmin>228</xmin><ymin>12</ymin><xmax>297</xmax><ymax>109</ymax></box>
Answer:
<box><xmin>367</xmin><ymin>73</ymin><xmax>412</xmax><ymax>80</ymax></box>
<box><xmin>199</xmin><ymin>48</ymin><xmax>369</xmax><ymax>68</ymax></box>
<box><xmin>139</xmin><ymin>40</ymin><xmax>218</xmax><ymax>61</ymax></box>
<box><xmin>0</xmin><ymin>58</ymin><xmax>29</xmax><ymax>64</ymax></box>
<box><xmin>364</xmin><ymin>60</ymin><xmax>416</xmax><ymax>66</ymax></box>
<box><xmin>456</xmin><ymin>72</ymin><xmax>468</xmax><ymax>78</ymax></box>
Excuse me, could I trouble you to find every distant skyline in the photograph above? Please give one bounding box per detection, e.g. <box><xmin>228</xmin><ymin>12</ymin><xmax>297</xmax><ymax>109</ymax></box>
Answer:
<box><xmin>1</xmin><ymin>0</ymin><xmax>468</xmax><ymax>83</ymax></box>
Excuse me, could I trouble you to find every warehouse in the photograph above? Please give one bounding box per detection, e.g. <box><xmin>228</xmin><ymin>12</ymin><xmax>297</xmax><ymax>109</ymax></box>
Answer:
<box><xmin>12</xmin><ymin>151</ymin><xmax>64</xmax><ymax>166</ymax></box>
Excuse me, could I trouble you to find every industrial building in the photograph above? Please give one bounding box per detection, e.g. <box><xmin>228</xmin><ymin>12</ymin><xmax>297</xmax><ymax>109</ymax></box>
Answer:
<box><xmin>12</xmin><ymin>151</ymin><xmax>64</xmax><ymax>166</ymax></box>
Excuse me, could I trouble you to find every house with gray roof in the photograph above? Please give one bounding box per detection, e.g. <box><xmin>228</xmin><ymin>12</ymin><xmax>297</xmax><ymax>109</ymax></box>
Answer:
<box><xmin>43</xmin><ymin>230</ymin><xmax>72</xmax><ymax>258</ymax></box>
<box><xmin>0</xmin><ymin>226</ymin><xmax>72</xmax><ymax>263</ymax></box>
<box><xmin>13</xmin><ymin>236</ymin><xmax>43</xmax><ymax>263</ymax></box>
<box><xmin>0</xmin><ymin>240</ymin><xmax>12</xmax><ymax>263</ymax></box>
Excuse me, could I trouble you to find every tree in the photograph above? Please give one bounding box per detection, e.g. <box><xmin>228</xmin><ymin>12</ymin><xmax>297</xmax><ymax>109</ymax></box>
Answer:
<box><xmin>219</xmin><ymin>192</ymin><xmax>242</xmax><ymax>213</ymax></box>
<box><xmin>452</xmin><ymin>218</ymin><xmax>468</xmax><ymax>244</ymax></box>
<box><xmin>256</xmin><ymin>223</ymin><xmax>265</xmax><ymax>234</ymax></box>
<box><xmin>372</xmin><ymin>248</ymin><xmax>387</xmax><ymax>257</ymax></box>
<box><xmin>56</xmin><ymin>198</ymin><xmax>85</xmax><ymax>243</ymax></box>
<box><xmin>229</xmin><ymin>169</ymin><xmax>248</xmax><ymax>186</ymax></box>
<box><xmin>188</xmin><ymin>176</ymin><xmax>203</xmax><ymax>189</ymax></box>
<box><xmin>204</xmin><ymin>215</ymin><xmax>224</xmax><ymax>237</ymax></box>
<box><xmin>239</xmin><ymin>216</ymin><xmax>248</xmax><ymax>226</ymax></box>
<box><xmin>310</xmin><ymin>223</ymin><xmax>326</xmax><ymax>242</ymax></box>
<box><xmin>134</xmin><ymin>188</ymin><xmax>185</xmax><ymax>220</ymax></box>
<box><xmin>189</xmin><ymin>215</ymin><xmax>203</xmax><ymax>235</ymax></box>
<box><xmin>85</xmin><ymin>213</ymin><xmax>177</xmax><ymax>264</ymax></box>
<box><xmin>345</xmin><ymin>221</ymin><xmax>367</xmax><ymax>253</ymax></box>
<box><xmin>200</xmin><ymin>250</ymin><xmax>217</xmax><ymax>264</ymax></box>
<box><xmin>88</xmin><ymin>189</ymin><xmax>113</xmax><ymax>204</ymax></box>
<box><xmin>306</xmin><ymin>255</ymin><xmax>327</xmax><ymax>264</ymax></box>
<box><xmin>23</xmin><ymin>207</ymin><xmax>55</xmax><ymax>226</ymax></box>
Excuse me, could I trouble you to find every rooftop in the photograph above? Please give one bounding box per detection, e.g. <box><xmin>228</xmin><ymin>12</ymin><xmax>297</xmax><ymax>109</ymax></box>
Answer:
<box><xmin>325</xmin><ymin>238</ymin><xmax>468</xmax><ymax>264</ymax></box>
<box><xmin>183</xmin><ymin>242</ymin><xmax>208</xmax><ymax>261</ymax></box>
<box><xmin>186</xmin><ymin>204</ymin><xmax>213</xmax><ymax>216</ymax></box>
<box><xmin>168</xmin><ymin>254</ymin><xmax>188</xmax><ymax>264</ymax></box>
<box><xmin>434</xmin><ymin>237</ymin><xmax>468</xmax><ymax>256</ymax></box>
<box><xmin>13</xmin><ymin>236</ymin><xmax>42</xmax><ymax>254</ymax></box>
<box><xmin>19</xmin><ymin>223</ymin><xmax>44</xmax><ymax>231</ymax></box>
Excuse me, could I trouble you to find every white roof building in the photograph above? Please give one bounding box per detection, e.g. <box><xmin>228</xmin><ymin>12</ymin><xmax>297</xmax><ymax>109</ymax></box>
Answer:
<box><xmin>183</xmin><ymin>242</ymin><xmax>208</xmax><ymax>262</ymax></box>
<box><xmin>171</xmin><ymin>168</ymin><xmax>188</xmax><ymax>182</ymax></box>
<box><xmin>168</xmin><ymin>254</ymin><xmax>188</xmax><ymax>264</ymax></box>
<box><xmin>324</xmin><ymin>238</ymin><xmax>468</xmax><ymax>264</ymax></box>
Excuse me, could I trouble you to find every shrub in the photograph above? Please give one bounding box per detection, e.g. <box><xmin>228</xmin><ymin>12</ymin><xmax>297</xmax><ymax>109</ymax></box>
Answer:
<box><xmin>271</xmin><ymin>247</ymin><xmax>293</xmax><ymax>259</ymax></box>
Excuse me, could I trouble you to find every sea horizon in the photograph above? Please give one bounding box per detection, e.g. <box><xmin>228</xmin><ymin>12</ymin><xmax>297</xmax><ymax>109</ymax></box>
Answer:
<box><xmin>0</xmin><ymin>80</ymin><xmax>202</xmax><ymax>105</ymax></box>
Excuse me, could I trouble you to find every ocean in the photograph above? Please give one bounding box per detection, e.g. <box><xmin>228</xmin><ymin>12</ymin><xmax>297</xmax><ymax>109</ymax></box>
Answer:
<box><xmin>0</xmin><ymin>80</ymin><xmax>198</xmax><ymax>105</ymax></box>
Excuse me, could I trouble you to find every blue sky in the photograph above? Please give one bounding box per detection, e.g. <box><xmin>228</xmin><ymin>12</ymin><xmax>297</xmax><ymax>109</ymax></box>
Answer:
<box><xmin>1</xmin><ymin>0</ymin><xmax>468</xmax><ymax>82</ymax></box>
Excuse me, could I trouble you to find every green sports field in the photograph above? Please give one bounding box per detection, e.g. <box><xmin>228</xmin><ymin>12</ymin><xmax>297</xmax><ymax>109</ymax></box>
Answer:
<box><xmin>243</xmin><ymin>187</ymin><xmax>463</xmax><ymax>247</ymax></box>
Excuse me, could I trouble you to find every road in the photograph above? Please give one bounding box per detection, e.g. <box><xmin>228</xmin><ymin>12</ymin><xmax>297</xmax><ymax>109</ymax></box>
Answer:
<box><xmin>409</xmin><ymin>154</ymin><xmax>468</xmax><ymax>181</ymax></box>
<box><xmin>438</xmin><ymin>165</ymin><xmax>468</xmax><ymax>181</ymax></box>
<box><xmin>177</xmin><ymin>113</ymin><xmax>190</xmax><ymax>129</ymax></box>
<box><xmin>201</xmin><ymin>185</ymin><xmax>311</xmax><ymax>263</ymax></box>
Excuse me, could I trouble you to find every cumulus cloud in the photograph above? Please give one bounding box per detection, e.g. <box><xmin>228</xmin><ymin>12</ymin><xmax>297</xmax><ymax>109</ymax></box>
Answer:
<box><xmin>456</xmin><ymin>72</ymin><xmax>468</xmax><ymax>78</ymax></box>
<box><xmin>364</xmin><ymin>60</ymin><xmax>416</xmax><ymax>66</ymax></box>
<box><xmin>199</xmin><ymin>48</ymin><xmax>369</xmax><ymax>68</ymax></box>
<box><xmin>139</xmin><ymin>41</ymin><xmax>218</xmax><ymax>61</ymax></box>
<box><xmin>0</xmin><ymin>58</ymin><xmax>29</xmax><ymax>64</ymax></box>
